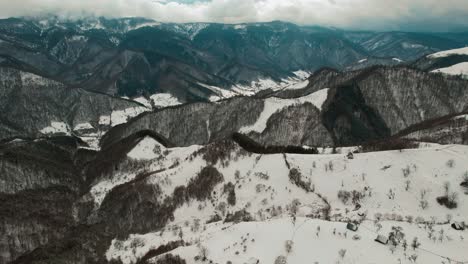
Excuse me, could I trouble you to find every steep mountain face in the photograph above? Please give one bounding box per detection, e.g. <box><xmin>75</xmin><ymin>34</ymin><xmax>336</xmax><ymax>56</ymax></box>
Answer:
<box><xmin>0</xmin><ymin>137</ymin><xmax>86</xmax><ymax>264</ymax></box>
<box><xmin>0</xmin><ymin>17</ymin><xmax>465</xmax><ymax>103</ymax></box>
<box><xmin>0</xmin><ymin>66</ymin><xmax>148</xmax><ymax>147</ymax></box>
<box><xmin>100</xmin><ymin>66</ymin><xmax>468</xmax><ymax>149</ymax></box>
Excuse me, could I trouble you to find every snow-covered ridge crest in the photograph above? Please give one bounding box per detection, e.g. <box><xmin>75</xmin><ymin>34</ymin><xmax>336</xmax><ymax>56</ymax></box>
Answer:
<box><xmin>240</xmin><ymin>88</ymin><xmax>329</xmax><ymax>133</ymax></box>
<box><xmin>431</xmin><ymin>62</ymin><xmax>468</xmax><ymax>77</ymax></box>
<box><xmin>127</xmin><ymin>136</ymin><xmax>166</xmax><ymax>161</ymax></box>
<box><xmin>427</xmin><ymin>47</ymin><xmax>468</xmax><ymax>58</ymax></box>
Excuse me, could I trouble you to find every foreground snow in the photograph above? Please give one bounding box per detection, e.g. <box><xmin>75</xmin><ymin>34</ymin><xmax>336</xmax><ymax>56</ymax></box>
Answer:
<box><xmin>98</xmin><ymin>142</ymin><xmax>468</xmax><ymax>264</ymax></box>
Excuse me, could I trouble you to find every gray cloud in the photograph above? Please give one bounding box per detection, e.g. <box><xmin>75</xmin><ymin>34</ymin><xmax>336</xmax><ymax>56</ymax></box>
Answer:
<box><xmin>0</xmin><ymin>0</ymin><xmax>467</xmax><ymax>31</ymax></box>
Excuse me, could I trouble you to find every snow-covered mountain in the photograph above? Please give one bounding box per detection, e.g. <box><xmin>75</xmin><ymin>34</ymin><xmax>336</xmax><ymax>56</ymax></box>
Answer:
<box><xmin>413</xmin><ymin>47</ymin><xmax>468</xmax><ymax>78</ymax></box>
<box><xmin>1</xmin><ymin>16</ymin><xmax>468</xmax><ymax>264</ymax></box>
<box><xmin>1</xmin><ymin>17</ymin><xmax>466</xmax><ymax>104</ymax></box>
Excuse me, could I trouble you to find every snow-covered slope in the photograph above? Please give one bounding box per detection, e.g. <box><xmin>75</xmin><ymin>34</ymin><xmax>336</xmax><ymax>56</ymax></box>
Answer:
<box><xmin>428</xmin><ymin>47</ymin><xmax>468</xmax><ymax>58</ymax></box>
<box><xmin>431</xmin><ymin>62</ymin><xmax>468</xmax><ymax>77</ymax></box>
<box><xmin>99</xmin><ymin>141</ymin><xmax>468</xmax><ymax>264</ymax></box>
<box><xmin>240</xmin><ymin>88</ymin><xmax>329</xmax><ymax>133</ymax></box>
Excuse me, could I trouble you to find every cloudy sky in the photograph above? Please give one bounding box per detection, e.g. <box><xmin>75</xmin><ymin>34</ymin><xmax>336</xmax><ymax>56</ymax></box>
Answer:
<box><xmin>0</xmin><ymin>0</ymin><xmax>467</xmax><ymax>31</ymax></box>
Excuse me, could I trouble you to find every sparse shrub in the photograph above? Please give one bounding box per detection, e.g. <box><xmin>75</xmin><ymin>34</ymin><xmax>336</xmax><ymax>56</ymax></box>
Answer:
<box><xmin>388</xmin><ymin>226</ymin><xmax>405</xmax><ymax>247</ymax></box>
<box><xmin>216</xmin><ymin>202</ymin><xmax>227</xmax><ymax>216</ymax></box>
<box><xmin>436</xmin><ymin>192</ymin><xmax>458</xmax><ymax>209</ymax></box>
<box><xmin>411</xmin><ymin>237</ymin><xmax>421</xmax><ymax>250</ymax></box>
<box><xmin>235</xmin><ymin>170</ymin><xmax>241</xmax><ymax>180</ymax></box>
<box><xmin>405</xmin><ymin>180</ymin><xmax>411</xmax><ymax>191</ymax></box>
<box><xmin>338</xmin><ymin>190</ymin><xmax>351</xmax><ymax>204</ymax></box>
<box><xmin>206</xmin><ymin>214</ymin><xmax>222</xmax><ymax>224</ymax></box>
<box><xmin>446</xmin><ymin>159</ymin><xmax>455</xmax><ymax>168</ymax></box>
<box><xmin>256</xmin><ymin>184</ymin><xmax>266</xmax><ymax>193</ymax></box>
<box><xmin>338</xmin><ymin>249</ymin><xmax>347</xmax><ymax>259</ymax></box>
<box><xmin>223</xmin><ymin>182</ymin><xmax>236</xmax><ymax>206</ymax></box>
<box><xmin>255</xmin><ymin>172</ymin><xmax>270</xmax><ymax>180</ymax></box>
<box><xmin>114</xmin><ymin>240</ymin><xmax>124</xmax><ymax>250</ymax></box>
<box><xmin>405</xmin><ymin>215</ymin><xmax>414</xmax><ymax>224</ymax></box>
<box><xmin>402</xmin><ymin>166</ymin><xmax>411</xmax><ymax>178</ymax></box>
<box><xmin>289</xmin><ymin>199</ymin><xmax>301</xmax><ymax>215</ymax></box>
<box><xmin>463</xmin><ymin>171</ymin><xmax>468</xmax><ymax>183</ymax></box>
<box><xmin>192</xmin><ymin>218</ymin><xmax>201</xmax><ymax>232</ymax></box>
<box><xmin>130</xmin><ymin>237</ymin><xmax>144</xmax><ymax>248</ymax></box>
<box><xmin>197</xmin><ymin>243</ymin><xmax>209</xmax><ymax>261</ymax></box>
<box><xmin>285</xmin><ymin>240</ymin><xmax>294</xmax><ymax>254</ymax></box>
<box><xmin>288</xmin><ymin>168</ymin><xmax>313</xmax><ymax>192</ymax></box>
<box><xmin>224</xmin><ymin>209</ymin><xmax>253</xmax><ymax>223</ymax></box>
<box><xmin>419</xmin><ymin>189</ymin><xmax>429</xmax><ymax>210</ymax></box>
<box><xmin>419</xmin><ymin>199</ymin><xmax>429</xmax><ymax>210</ymax></box>
<box><xmin>437</xmin><ymin>182</ymin><xmax>458</xmax><ymax>209</ymax></box>
<box><xmin>338</xmin><ymin>189</ymin><xmax>365</xmax><ymax>205</ymax></box>
<box><xmin>274</xmin><ymin>255</ymin><xmax>287</xmax><ymax>264</ymax></box>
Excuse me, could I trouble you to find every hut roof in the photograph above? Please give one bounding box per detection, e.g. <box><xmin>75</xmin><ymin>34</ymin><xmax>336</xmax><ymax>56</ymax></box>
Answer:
<box><xmin>375</xmin><ymin>235</ymin><xmax>388</xmax><ymax>244</ymax></box>
<box><xmin>347</xmin><ymin>222</ymin><xmax>359</xmax><ymax>231</ymax></box>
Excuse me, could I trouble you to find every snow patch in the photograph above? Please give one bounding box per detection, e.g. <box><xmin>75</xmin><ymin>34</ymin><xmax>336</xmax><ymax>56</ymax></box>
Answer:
<box><xmin>233</xmin><ymin>71</ymin><xmax>311</xmax><ymax>95</ymax></box>
<box><xmin>98</xmin><ymin>106</ymin><xmax>149</xmax><ymax>127</ymax></box>
<box><xmin>240</xmin><ymin>88</ymin><xmax>329</xmax><ymax>133</ymax></box>
<box><xmin>150</xmin><ymin>93</ymin><xmax>183</xmax><ymax>108</ymax></box>
<box><xmin>127</xmin><ymin>136</ymin><xmax>165</xmax><ymax>160</ymax></box>
<box><xmin>40</xmin><ymin>121</ymin><xmax>70</xmax><ymax>135</ymax></box>
<box><xmin>20</xmin><ymin>72</ymin><xmax>47</xmax><ymax>85</ymax></box>
<box><xmin>283</xmin><ymin>79</ymin><xmax>309</xmax><ymax>90</ymax></box>
<box><xmin>197</xmin><ymin>82</ymin><xmax>239</xmax><ymax>102</ymax></box>
<box><xmin>73</xmin><ymin>122</ymin><xmax>94</xmax><ymax>131</ymax></box>
<box><xmin>453</xmin><ymin>114</ymin><xmax>468</xmax><ymax>121</ymax></box>
<box><xmin>234</xmin><ymin>24</ymin><xmax>246</xmax><ymax>30</ymax></box>
<box><xmin>134</xmin><ymin>97</ymin><xmax>152</xmax><ymax>108</ymax></box>
<box><xmin>128</xmin><ymin>22</ymin><xmax>161</xmax><ymax>31</ymax></box>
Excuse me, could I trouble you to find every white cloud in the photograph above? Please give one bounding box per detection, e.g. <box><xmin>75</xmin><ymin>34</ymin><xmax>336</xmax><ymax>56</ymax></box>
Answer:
<box><xmin>0</xmin><ymin>0</ymin><xmax>467</xmax><ymax>31</ymax></box>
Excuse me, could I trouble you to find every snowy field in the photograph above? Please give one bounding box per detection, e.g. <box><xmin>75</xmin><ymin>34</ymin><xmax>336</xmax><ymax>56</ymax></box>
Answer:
<box><xmin>95</xmin><ymin>137</ymin><xmax>468</xmax><ymax>264</ymax></box>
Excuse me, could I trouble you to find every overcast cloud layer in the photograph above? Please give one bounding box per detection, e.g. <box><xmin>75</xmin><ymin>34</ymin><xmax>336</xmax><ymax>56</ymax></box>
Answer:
<box><xmin>0</xmin><ymin>0</ymin><xmax>467</xmax><ymax>31</ymax></box>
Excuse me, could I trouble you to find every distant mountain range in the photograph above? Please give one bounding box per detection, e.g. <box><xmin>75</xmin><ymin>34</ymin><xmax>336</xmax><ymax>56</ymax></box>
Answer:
<box><xmin>0</xmin><ymin>16</ymin><xmax>467</xmax><ymax>102</ymax></box>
